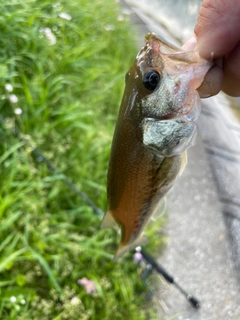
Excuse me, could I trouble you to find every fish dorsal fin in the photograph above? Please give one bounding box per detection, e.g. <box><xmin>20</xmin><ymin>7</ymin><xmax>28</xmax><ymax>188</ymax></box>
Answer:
<box><xmin>113</xmin><ymin>234</ymin><xmax>148</xmax><ymax>262</ymax></box>
<box><xmin>151</xmin><ymin>198</ymin><xmax>166</xmax><ymax>221</ymax></box>
<box><xmin>100</xmin><ymin>211</ymin><xmax>117</xmax><ymax>229</ymax></box>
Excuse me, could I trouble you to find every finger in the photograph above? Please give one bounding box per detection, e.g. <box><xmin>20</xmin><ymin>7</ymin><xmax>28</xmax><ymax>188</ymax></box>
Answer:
<box><xmin>222</xmin><ymin>42</ymin><xmax>240</xmax><ymax>96</ymax></box>
<box><xmin>197</xmin><ymin>64</ymin><xmax>223</xmax><ymax>98</ymax></box>
<box><xmin>181</xmin><ymin>35</ymin><xmax>196</xmax><ymax>51</ymax></box>
<box><xmin>182</xmin><ymin>38</ymin><xmax>223</xmax><ymax>98</ymax></box>
<box><xmin>194</xmin><ymin>0</ymin><xmax>240</xmax><ymax>60</ymax></box>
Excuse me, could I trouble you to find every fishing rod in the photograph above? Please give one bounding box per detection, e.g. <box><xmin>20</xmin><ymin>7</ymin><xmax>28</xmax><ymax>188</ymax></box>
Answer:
<box><xmin>4</xmin><ymin>118</ymin><xmax>200</xmax><ymax>309</ymax></box>
<box><xmin>9</xmin><ymin>123</ymin><xmax>105</xmax><ymax>218</ymax></box>
<box><xmin>139</xmin><ymin>248</ymin><xmax>200</xmax><ymax>309</ymax></box>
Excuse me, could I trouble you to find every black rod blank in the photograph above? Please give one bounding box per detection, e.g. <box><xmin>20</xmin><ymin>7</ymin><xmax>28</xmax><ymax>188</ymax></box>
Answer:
<box><xmin>140</xmin><ymin>248</ymin><xmax>200</xmax><ymax>309</ymax></box>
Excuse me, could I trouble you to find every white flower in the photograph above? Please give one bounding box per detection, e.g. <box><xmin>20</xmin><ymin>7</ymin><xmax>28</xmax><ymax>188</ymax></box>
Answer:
<box><xmin>39</xmin><ymin>28</ymin><xmax>56</xmax><ymax>45</ymax></box>
<box><xmin>5</xmin><ymin>83</ymin><xmax>13</xmax><ymax>92</ymax></box>
<box><xmin>122</xmin><ymin>8</ymin><xmax>131</xmax><ymax>15</ymax></box>
<box><xmin>117</xmin><ymin>15</ymin><xmax>125</xmax><ymax>21</ymax></box>
<box><xmin>104</xmin><ymin>25</ymin><xmax>115</xmax><ymax>31</ymax></box>
<box><xmin>14</xmin><ymin>108</ymin><xmax>22</xmax><ymax>115</ymax></box>
<box><xmin>20</xmin><ymin>299</ymin><xmax>26</xmax><ymax>305</ymax></box>
<box><xmin>9</xmin><ymin>94</ymin><xmax>18</xmax><ymax>103</ymax></box>
<box><xmin>10</xmin><ymin>296</ymin><xmax>17</xmax><ymax>303</ymax></box>
<box><xmin>58</xmin><ymin>12</ymin><xmax>72</xmax><ymax>20</ymax></box>
<box><xmin>70</xmin><ymin>297</ymin><xmax>80</xmax><ymax>305</ymax></box>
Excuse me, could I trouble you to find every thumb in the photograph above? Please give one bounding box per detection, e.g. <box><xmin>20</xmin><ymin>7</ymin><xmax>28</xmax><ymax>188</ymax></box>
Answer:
<box><xmin>194</xmin><ymin>0</ymin><xmax>240</xmax><ymax>60</ymax></box>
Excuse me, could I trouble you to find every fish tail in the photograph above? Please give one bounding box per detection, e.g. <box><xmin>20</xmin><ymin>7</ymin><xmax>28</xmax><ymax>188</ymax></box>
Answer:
<box><xmin>113</xmin><ymin>234</ymin><xmax>148</xmax><ymax>262</ymax></box>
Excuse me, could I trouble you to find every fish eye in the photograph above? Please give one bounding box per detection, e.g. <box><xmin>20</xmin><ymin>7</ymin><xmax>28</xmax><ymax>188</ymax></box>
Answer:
<box><xmin>143</xmin><ymin>70</ymin><xmax>161</xmax><ymax>91</ymax></box>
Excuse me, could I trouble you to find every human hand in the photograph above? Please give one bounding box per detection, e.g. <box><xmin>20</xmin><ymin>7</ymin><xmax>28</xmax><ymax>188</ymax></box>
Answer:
<box><xmin>182</xmin><ymin>0</ymin><xmax>240</xmax><ymax>97</ymax></box>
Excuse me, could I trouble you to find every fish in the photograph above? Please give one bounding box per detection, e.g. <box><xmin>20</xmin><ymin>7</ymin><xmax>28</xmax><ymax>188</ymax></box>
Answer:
<box><xmin>101</xmin><ymin>33</ymin><xmax>212</xmax><ymax>261</ymax></box>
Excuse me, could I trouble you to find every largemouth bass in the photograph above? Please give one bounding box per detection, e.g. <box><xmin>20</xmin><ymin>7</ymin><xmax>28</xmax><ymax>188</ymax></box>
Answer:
<box><xmin>101</xmin><ymin>33</ymin><xmax>212</xmax><ymax>261</ymax></box>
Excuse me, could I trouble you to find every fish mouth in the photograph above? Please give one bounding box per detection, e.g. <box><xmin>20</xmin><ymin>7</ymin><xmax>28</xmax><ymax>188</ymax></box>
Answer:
<box><xmin>148</xmin><ymin>109</ymin><xmax>198</xmax><ymax>122</ymax></box>
<box><xmin>150</xmin><ymin>113</ymin><xmax>183</xmax><ymax>121</ymax></box>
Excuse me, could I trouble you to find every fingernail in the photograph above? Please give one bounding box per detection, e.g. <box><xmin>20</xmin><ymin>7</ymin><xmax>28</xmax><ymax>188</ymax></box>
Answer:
<box><xmin>181</xmin><ymin>34</ymin><xmax>197</xmax><ymax>51</ymax></box>
<box><xmin>199</xmin><ymin>93</ymin><xmax>212</xmax><ymax>98</ymax></box>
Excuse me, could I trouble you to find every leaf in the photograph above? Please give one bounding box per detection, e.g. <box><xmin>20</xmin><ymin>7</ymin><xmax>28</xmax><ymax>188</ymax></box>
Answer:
<box><xmin>0</xmin><ymin>248</ymin><xmax>26</xmax><ymax>273</ymax></box>
<box><xmin>0</xmin><ymin>280</ymin><xmax>14</xmax><ymax>287</ymax></box>
<box><xmin>0</xmin><ymin>142</ymin><xmax>25</xmax><ymax>165</ymax></box>
<box><xmin>0</xmin><ymin>211</ymin><xmax>23</xmax><ymax>232</ymax></box>
<box><xmin>0</xmin><ymin>233</ymin><xmax>16</xmax><ymax>253</ymax></box>
<box><xmin>29</xmin><ymin>249</ymin><xmax>61</xmax><ymax>293</ymax></box>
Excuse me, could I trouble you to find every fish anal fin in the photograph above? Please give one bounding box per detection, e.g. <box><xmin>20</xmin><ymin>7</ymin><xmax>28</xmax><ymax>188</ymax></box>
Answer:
<box><xmin>113</xmin><ymin>234</ymin><xmax>148</xmax><ymax>262</ymax></box>
<box><xmin>100</xmin><ymin>211</ymin><xmax>117</xmax><ymax>230</ymax></box>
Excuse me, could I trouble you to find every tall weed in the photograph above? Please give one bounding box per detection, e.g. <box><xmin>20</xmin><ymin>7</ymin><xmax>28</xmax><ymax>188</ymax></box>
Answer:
<box><xmin>0</xmin><ymin>0</ymin><xmax>164</xmax><ymax>318</ymax></box>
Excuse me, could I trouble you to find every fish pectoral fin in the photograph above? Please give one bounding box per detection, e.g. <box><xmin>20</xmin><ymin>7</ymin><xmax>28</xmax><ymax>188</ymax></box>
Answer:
<box><xmin>100</xmin><ymin>211</ymin><xmax>117</xmax><ymax>229</ymax></box>
<box><xmin>151</xmin><ymin>198</ymin><xmax>166</xmax><ymax>221</ymax></box>
<box><xmin>113</xmin><ymin>234</ymin><xmax>148</xmax><ymax>262</ymax></box>
<box><xmin>179</xmin><ymin>151</ymin><xmax>187</xmax><ymax>176</ymax></box>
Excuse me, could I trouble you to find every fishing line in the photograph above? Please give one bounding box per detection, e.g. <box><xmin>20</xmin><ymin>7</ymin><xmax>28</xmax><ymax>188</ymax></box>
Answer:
<box><xmin>2</xmin><ymin>117</ymin><xmax>200</xmax><ymax>309</ymax></box>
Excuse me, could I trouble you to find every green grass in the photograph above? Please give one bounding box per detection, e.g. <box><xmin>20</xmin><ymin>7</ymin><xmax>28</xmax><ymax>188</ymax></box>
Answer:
<box><xmin>0</xmin><ymin>0</ymin><xmax>165</xmax><ymax>319</ymax></box>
